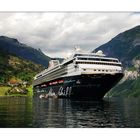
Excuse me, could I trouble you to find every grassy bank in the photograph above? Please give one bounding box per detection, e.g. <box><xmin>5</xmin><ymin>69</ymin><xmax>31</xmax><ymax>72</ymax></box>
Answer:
<box><xmin>0</xmin><ymin>86</ymin><xmax>11</xmax><ymax>96</ymax></box>
<box><xmin>0</xmin><ymin>85</ymin><xmax>33</xmax><ymax>96</ymax></box>
<box><xmin>26</xmin><ymin>86</ymin><xmax>33</xmax><ymax>96</ymax></box>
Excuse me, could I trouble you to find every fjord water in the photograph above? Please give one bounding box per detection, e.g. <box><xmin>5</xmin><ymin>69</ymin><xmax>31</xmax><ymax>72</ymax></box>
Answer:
<box><xmin>0</xmin><ymin>96</ymin><xmax>140</xmax><ymax>128</ymax></box>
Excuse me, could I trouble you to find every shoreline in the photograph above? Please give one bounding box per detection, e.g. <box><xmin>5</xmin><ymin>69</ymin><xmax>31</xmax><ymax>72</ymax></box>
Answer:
<box><xmin>0</xmin><ymin>85</ymin><xmax>33</xmax><ymax>97</ymax></box>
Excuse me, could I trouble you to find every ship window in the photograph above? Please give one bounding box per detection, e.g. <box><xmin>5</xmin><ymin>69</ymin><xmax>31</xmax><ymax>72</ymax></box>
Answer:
<box><xmin>75</xmin><ymin>61</ymin><xmax>121</xmax><ymax>66</ymax></box>
<box><xmin>64</xmin><ymin>60</ymin><xmax>74</xmax><ymax>65</ymax></box>
<box><xmin>74</xmin><ymin>54</ymin><xmax>83</xmax><ymax>57</ymax></box>
<box><xmin>77</xmin><ymin>57</ymin><xmax>118</xmax><ymax>62</ymax></box>
<box><xmin>36</xmin><ymin>74</ymin><xmax>42</xmax><ymax>78</ymax></box>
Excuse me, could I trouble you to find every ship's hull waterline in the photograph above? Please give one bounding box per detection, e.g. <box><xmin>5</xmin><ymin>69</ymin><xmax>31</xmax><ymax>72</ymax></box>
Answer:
<box><xmin>33</xmin><ymin>73</ymin><xmax>123</xmax><ymax>100</ymax></box>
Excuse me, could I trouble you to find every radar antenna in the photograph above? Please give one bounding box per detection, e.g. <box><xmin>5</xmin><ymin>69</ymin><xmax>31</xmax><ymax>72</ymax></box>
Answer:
<box><xmin>74</xmin><ymin>45</ymin><xmax>81</xmax><ymax>52</ymax></box>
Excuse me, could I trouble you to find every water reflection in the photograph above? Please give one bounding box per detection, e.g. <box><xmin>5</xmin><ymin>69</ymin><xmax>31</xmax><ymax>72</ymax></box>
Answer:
<box><xmin>0</xmin><ymin>97</ymin><xmax>33</xmax><ymax>128</ymax></box>
<box><xmin>0</xmin><ymin>96</ymin><xmax>140</xmax><ymax>127</ymax></box>
<box><xmin>32</xmin><ymin>97</ymin><xmax>140</xmax><ymax>128</ymax></box>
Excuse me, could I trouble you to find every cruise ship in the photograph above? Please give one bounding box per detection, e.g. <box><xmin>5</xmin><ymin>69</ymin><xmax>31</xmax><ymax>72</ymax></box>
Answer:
<box><xmin>33</xmin><ymin>49</ymin><xmax>124</xmax><ymax>99</ymax></box>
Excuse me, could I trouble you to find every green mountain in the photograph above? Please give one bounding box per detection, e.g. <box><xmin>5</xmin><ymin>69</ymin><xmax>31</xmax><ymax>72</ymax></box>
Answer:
<box><xmin>0</xmin><ymin>49</ymin><xmax>45</xmax><ymax>84</ymax></box>
<box><xmin>0</xmin><ymin>36</ymin><xmax>51</xmax><ymax>67</ymax></box>
<box><xmin>94</xmin><ymin>25</ymin><xmax>140</xmax><ymax>97</ymax></box>
<box><xmin>94</xmin><ymin>25</ymin><xmax>140</xmax><ymax>68</ymax></box>
<box><xmin>108</xmin><ymin>77</ymin><xmax>140</xmax><ymax>98</ymax></box>
<box><xmin>0</xmin><ymin>36</ymin><xmax>51</xmax><ymax>84</ymax></box>
<box><xmin>0</xmin><ymin>35</ymin><xmax>65</xmax><ymax>85</ymax></box>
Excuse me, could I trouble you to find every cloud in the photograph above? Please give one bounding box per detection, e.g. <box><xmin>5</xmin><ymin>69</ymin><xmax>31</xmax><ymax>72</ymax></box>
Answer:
<box><xmin>0</xmin><ymin>12</ymin><xmax>140</xmax><ymax>57</ymax></box>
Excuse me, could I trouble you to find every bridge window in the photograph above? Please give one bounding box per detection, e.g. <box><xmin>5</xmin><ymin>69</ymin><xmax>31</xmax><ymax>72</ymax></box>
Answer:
<box><xmin>77</xmin><ymin>57</ymin><xmax>118</xmax><ymax>62</ymax></box>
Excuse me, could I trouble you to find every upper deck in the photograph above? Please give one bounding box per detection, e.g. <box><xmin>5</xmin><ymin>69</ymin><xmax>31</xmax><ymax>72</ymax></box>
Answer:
<box><xmin>34</xmin><ymin>50</ymin><xmax>123</xmax><ymax>81</ymax></box>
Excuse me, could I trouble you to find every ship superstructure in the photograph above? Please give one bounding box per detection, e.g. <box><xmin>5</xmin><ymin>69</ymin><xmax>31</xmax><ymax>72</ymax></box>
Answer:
<box><xmin>33</xmin><ymin>50</ymin><xmax>123</xmax><ymax>99</ymax></box>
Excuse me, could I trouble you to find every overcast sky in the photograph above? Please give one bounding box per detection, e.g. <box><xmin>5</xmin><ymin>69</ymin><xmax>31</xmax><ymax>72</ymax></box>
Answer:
<box><xmin>0</xmin><ymin>12</ymin><xmax>140</xmax><ymax>57</ymax></box>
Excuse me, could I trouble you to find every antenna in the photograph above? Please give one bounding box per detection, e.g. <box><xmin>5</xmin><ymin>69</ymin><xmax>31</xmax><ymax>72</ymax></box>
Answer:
<box><xmin>74</xmin><ymin>45</ymin><xmax>81</xmax><ymax>52</ymax></box>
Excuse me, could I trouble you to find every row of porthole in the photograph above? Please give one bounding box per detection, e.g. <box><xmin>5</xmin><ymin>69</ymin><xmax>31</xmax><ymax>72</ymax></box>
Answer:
<box><xmin>83</xmin><ymin>69</ymin><xmax>118</xmax><ymax>72</ymax></box>
<box><xmin>94</xmin><ymin>69</ymin><xmax>118</xmax><ymax>72</ymax></box>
